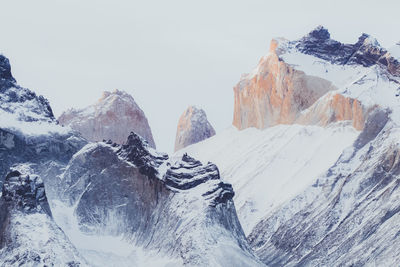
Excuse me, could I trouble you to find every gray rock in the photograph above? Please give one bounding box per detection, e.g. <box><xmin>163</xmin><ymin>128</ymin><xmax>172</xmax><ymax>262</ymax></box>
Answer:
<box><xmin>174</xmin><ymin>106</ymin><xmax>215</xmax><ymax>151</ymax></box>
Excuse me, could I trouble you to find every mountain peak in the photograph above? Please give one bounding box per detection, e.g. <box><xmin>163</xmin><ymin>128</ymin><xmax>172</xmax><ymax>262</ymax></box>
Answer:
<box><xmin>306</xmin><ymin>25</ymin><xmax>330</xmax><ymax>40</ymax></box>
<box><xmin>58</xmin><ymin>90</ymin><xmax>156</xmax><ymax>147</ymax></box>
<box><xmin>100</xmin><ymin>88</ymin><xmax>130</xmax><ymax>100</ymax></box>
<box><xmin>174</xmin><ymin>106</ymin><xmax>216</xmax><ymax>151</ymax></box>
<box><xmin>0</xmin><ymin>55</ymin><xmax>15</xmax><ymax>86</ymax></box>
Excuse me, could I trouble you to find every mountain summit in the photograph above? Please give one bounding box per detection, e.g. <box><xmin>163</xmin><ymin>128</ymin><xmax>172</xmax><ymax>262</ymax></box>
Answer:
<box><xmin>174</xmin><ymin>106</ymin><xmax>215</xmax><ymax>151</ymax></box>
<box><xmin>58</xmin><ymin>89</ymin><xmax>156</xmax><ymax>148</ymax></box>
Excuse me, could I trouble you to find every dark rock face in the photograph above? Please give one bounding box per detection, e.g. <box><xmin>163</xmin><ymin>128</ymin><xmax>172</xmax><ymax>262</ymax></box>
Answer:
<box><xmin>0</xmin><ymin>167</ymin><xmax>86</xmax><ymax>266</ymax></box>
<box><xmin>295</xmin><ymin>26</ymin><xmax>400</xmax><ymax>76</ymax></box>
<box><xmin>0</xmin><ymin>54</ymin><xmax>54</xmax><ymax>122</ymax></box>
<box><xmin>1</xmin><ymin>170</ymin><xmax>51</xmax><ymax>216</ymax></box>
<box><xmin>57</xmin><ymin>132</ymin><xmax>260</xmax><ymax>265</ymax></box>
<box><xmin>0</xmin><ymin>55</ymin><xmax>16</xmax><ymax>90</ymax></box>
<box><xmin>0</xmin><ymin>128</ymin><xmax>86</xmax><ymax>189</ymax></box>
<box><xmin>117</xmin><ymin>131</ymin><xmax>168</xmax><ymax>180</ymax></box>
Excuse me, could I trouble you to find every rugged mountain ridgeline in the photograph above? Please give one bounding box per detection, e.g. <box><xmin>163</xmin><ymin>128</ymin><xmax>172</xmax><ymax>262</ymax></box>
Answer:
<box><xmin>180</xmin><ymin>26</ymin><xmax>400</xmax><ymax>266</ymax></box>
<box><xmin>2</xmin><ymin>25</ymin><xmax>400</xmax><ymax>266</ymax></box>
<box><xmin>0</xmin><ymin>54</ymin><xmax>262</xmax><ymax>266</ymax></box>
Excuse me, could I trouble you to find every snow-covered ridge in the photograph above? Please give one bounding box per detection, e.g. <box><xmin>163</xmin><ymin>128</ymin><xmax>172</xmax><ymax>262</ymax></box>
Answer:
<box><xmin>277</xmin><ymin>27</ymin><xmax>400</xmax><ymax>124</ymax></box>
<box><xmin>0</xmin><ymin>54</ymin><xmax>61</xmax><ymax>137</ymax></box>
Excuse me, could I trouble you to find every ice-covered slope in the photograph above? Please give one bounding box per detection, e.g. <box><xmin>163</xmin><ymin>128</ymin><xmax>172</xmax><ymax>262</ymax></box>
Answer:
<box><xmin>58</xmin><ymin>89</ymin><xmax>156</xmax><ymax>148</ymax></box>
<box><xmin>177</xmin><ymin>122</ymin><xmax>358</xmax><ymax>234</ymax></box>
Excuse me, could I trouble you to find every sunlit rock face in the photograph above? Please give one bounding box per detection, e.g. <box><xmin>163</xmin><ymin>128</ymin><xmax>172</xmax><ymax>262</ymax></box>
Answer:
<box><xmin>296</xmin><ymin>92</ymin><xmax>366</xmax><ymax>130</ymax></box>
<box><xmin>174</xmin><ymin>106</ymin><xmax>215</xmax><ymax>151</ymax></box>
<box><xmin>233</xmin><ymin>40</ymin><xmax>337</xmax><ymax>130</ymax></box>
<box><xmin>233</xmin><ymin>26</ymin><xmax>400</xmax><ymax>131</ymax></box>
<box><xmin>58</xmin><ymin>89</ymin><xmax>156</xmax><ymax>148</ymax></box>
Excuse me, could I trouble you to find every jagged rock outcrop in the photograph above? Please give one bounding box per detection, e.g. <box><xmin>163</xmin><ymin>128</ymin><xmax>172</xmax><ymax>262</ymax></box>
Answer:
<box><xmin>0</xmin><ymin>53</ymin><xmax>262</xmax><ymax>266</ymax></box>
<box><xmin>0</xmin><ymin>166</ymin><xmax>87</xmax><ymax>266</ymax></box>
<box><xmin>0</xmin><ymin>55</ymin><xmax>54</xmax><ymax>123</ymax></box>
<box><xmin>57</xmin><ymin>132</ymin><xmax>262</xmax><ymax>266</ymax></box>
<box><xmin>174</xmin><ymin>106</ymin><xmax>215</xmax><ymax>151</ymax></box>
<box><xmin>233</xmin><ymin>26</ymin><xmax>400</xmax><ymax>131</ymax></box>
<box><xmin>233</xmin><ymin>39</ymin><xmax>337</xmax><ymax>130</ymax></box>
<box><xmin>0</xmin><ymin>54</ymin><xmax>86</xmax><ymax>188</ymax></box>
<box><xmin>58</xmin><ymin>89</ymin><xmax>156</xmax><ymax>148</ymax></box>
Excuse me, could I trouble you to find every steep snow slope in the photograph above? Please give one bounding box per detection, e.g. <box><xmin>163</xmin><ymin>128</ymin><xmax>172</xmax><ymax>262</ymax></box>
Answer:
<box><xmin>249</xmin><ymin>109</ymin><xmax>396</xmax><ymax>266</ymax></box>
<box><xmin>178</xmin><ymin>123</ymin><xmax>358</xmax><ymax>234</ymax></box>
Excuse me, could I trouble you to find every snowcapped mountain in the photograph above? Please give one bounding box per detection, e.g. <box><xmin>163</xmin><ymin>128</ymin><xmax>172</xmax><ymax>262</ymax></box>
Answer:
<box><xmin>0</xmin><ymin>54</ymin><xmax>262</xmax><ymax>266</ymax></box>
<box><xmin>179</xmin><ymin>26</ymin><xmax>400</xmax><ymax>266</ymax></box>
<box><xmin>58</xmin><ymin>89</ymin><xmax>156</xmax><ymax>148</ymax></box>
<box><xmin>174</xmin><ymin>106</ymin><xmax>215</xmax><ymax>151</ymax></box>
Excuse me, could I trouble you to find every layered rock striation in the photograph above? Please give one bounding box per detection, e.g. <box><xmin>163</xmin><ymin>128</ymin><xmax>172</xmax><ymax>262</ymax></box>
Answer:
<box><xmin>58</xmin><ymin>132</ymin><xmax>260</xmax><ymax>266</ymax></box>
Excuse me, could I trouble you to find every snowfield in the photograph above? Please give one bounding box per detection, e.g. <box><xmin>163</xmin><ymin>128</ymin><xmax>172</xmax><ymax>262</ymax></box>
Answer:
<box><xmin>176</xmin><ymin>122</ymin><xmax>359</xmax><ymax>234</ymax></box>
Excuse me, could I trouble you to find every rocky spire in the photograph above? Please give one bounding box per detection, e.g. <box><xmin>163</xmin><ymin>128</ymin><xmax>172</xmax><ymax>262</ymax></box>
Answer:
<box><xmin>174</xmin><ymin>106</ymin><xmax>215</xmax><ymax>151</ymax></box>
<box><xmin>0</xmin><ymin>55</ymin><xmax>16</xmax><ymax>90</ymax></box>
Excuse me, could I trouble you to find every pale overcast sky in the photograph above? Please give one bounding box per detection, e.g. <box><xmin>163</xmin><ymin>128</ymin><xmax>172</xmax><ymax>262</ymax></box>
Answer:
<box><xmin>1</xmin><ymin>0</ymin><xmax>399</xmax><ymax>152</ymax></box>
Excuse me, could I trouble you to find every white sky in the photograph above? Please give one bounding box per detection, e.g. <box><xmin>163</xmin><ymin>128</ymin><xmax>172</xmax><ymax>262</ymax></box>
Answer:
<box><xmin>1</xmin><ymin>0</ymin><xmax>399</xmax><ymax>153</ymax></box>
